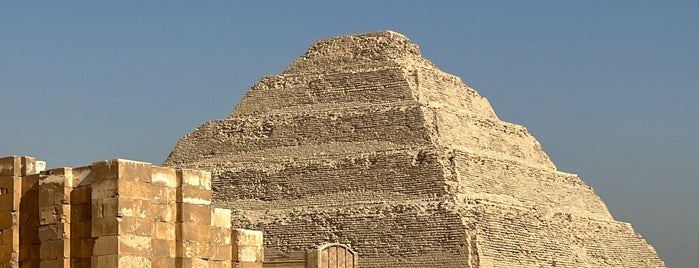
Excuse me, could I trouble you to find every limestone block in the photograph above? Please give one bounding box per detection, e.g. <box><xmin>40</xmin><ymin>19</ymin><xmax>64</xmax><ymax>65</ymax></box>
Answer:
<box><xmin>0</xmin><ymin>214</ymin><xmax>13</xmax><ymax>231</ymax></box>
<box><xmin>150</xmin><ymin>202</ymin><xmax>175</xmax><ymax>222</ymax></box>
<box><xmin>211</xmin><ymin>208</ymin><xmax>232</xmax><ymax>229</ymax></box>
<box><xmin>118</xmin><ymin>255</ymin><xmax>152</xmax><ymax>268</ymax></box>
<box><xmin>150</xmin><ymin>256</ymin><xmax>176</xmax><ymax>267</ymax></box>
<box><xmin>177</xmin><ymin>223</ymin><xmax>211</xmax><ymax>242</ymax></box>
<box><xmin>20</xmin><ymin>157</ymin><xmax>37</xmax><ymax>176</ymax></box>
<box><xmin>0</xmin><ymin>176</ymin><xmax>21</xmax><ymax>213</ymax></box>
<box><xmin>176</xmin><ymin>257</ymin><xmax>209</xmax><ymax>268</ymax></box>
<box><xmin>154</xmin><ymin>221</ymin><xmax>176</xmax><ymax>241</ymax></box>
<box><xmin>118</xmin><ymin>216</ymin><xmax>154</xmax><ymax>237</ymax></box>
<box><xmin>231</xmin><ymin>229</ymin><xmax>263</xmax><ymax>263</ymax></box>
<box><xmin>151</xmin><ymin>238</ymin><xmax>175</xmax><ymax>257</ymax></box>
<box><xmin>37</xmin><ymin>224</ymin><xmax>69</xmax><ymax>242</ymax></box>
<box><xmin>19</xmin><ymin>244</ymin><xmax>40</xmax><ymax>264</ymax></box>
<box><xmin>210</xmin><ymin>227</ymin><xmax>232</xmax><ymax>261</ymax></box>
<box><xmin>70</xmin><ymin>186</ymin><xmax>91</xmax><ymax>205</ymax></box>
<box><xmin>150</xmin><ymin>186</ymin><xmax>177</xmax><ymax>205</ymax></box>
<box><xmin>91</xmin><ymin>254</ymin><xmax>118</xmax><ymax>268</ymax></box>
<box><xmin>70</xmin><ymin>204</ymin><xmax>91</xmax><ymax>224</ymax></box>
<box><xmin>116</xmin><ymin>160</ymin><xmax>152</xmax><ymax>184</ymax></box>
<box><xmin>69</xmin><ymin>166</ymin><xmax>93</xmax><ymax>191</ymax></box>
<box><xmin>0</xmin><ymin>156</ymin><xmax>21</xmax><ymax>176</ymax></box>
<box><xmin>177</xmin><ymin>240</ymin><xmax>210</xmax><ymax>259</ymax></box>
<box><xmin>38</xmin><ymin>205</ymin><xmax>71</xmax><ymax>226</ymax></box>
<box><xmin>92</xmin><ymin>236</ymin><xmax>118</xmax><ymax>256</ymax></box>
<box><xmin>209</xmin><ymin>260</ymin><xmax>233</xmax><ymax>268</ymax></box>
<box><xmin>35</xmin><ymin>161</ymin><xmax>46</xmax><ymax>174</ymax></box>
<box><xmin>119</xmin><ymin>235</ymin><xmax>153</xmax><ymax>256</ymax></box>
<box><xmin>232</xmin><ymin>261</ymin><xmax>262</xmax><ymax>268</ymax></box>
<box><xmin>178</xmin><ymin>187</ymin><xmax>212</xmax><ymax>206</ymax></box>
<box><xmin>177</xmin><ymin>169</ymin><xmax>212</xmax><ymax>190</ymax></box>
<box><xmin>178</xmin><ymin>203</ymin><xmax>212</xmax><ymax>225</ymax></box>
<box><xmin>151</xmin><ymin>166</ymin><xmax>177</xmax><ymax>188</ymax></box>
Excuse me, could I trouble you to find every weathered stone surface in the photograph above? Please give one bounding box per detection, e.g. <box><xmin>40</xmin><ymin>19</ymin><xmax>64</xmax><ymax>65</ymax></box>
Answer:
<box><xmin>0</xmin><ymin>156</ymin><xmax>267</xmax><ymax>267</ymax></box>
<box><xmin>165</xmin><ymin>31</ymin><xmax>665</xmax><ymax>267</ymax></box>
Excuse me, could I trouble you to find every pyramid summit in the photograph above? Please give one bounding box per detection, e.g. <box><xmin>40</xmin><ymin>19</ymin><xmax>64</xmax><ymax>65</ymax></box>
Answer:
<box><xmin>164</xmin><ymin>31</ymin><xmax>665</xmax><ymax>267</ymax></box>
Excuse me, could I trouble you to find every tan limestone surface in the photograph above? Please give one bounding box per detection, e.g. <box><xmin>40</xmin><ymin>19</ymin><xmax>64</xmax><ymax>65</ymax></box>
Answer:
<box><xmin>164</xmin><ymin>31</ymin><xmax>665</xmax><ymax>267</ymax></box>
<box><xmin>0</xmin><ymin>155</ymin><xmax>265</xmax><ymax>268</ymax></box>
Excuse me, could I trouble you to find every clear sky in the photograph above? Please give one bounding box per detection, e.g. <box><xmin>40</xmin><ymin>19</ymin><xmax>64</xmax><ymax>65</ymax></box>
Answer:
<box><xmin>1</xmin><ymin>1</ymin><xmax>696</xmax><ymax>266</ymax></box>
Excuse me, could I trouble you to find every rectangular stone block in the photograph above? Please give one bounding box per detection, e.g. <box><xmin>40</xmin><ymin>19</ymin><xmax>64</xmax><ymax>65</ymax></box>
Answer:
<box><xmin>209</xmin><ymin>261</ymin><xmax>233</xmax><ymax>268</ymax></box>
<box><xmin>0</xmin><ymin>228</ymin><xmax>18</xmax><ymax>246</ymax></box>
<box><xmin>118</xmin><ymin>216</ymin><xmax>154</xmax><ymax>237</ymax></box>
<box><xmin>119</xmin><ymin>255</ymin><xmax>152</xmax><ymax>268</ymax></box>
<box><xmin>39</xmin><ymin>205</ymin><xmax>71</xmax><ymax>226</ymax></box>
<box><xmin>119</xmin><ymin>234</ymin><xmax>153</xmax><ymax>257</ymax></box>
<box><xmin>211</xmin><ymin>208</ymin><xmax>231</xmax><ymax>229</ymax></box>
<box><xmin>232</xmin><ymin>262</ymin><xmax>263</xmax><ymax>268</ymax></box>
<box><xmin>43</xmin><ymin>167</ymin><xmax>74</xmax><ymax>187</ymax></box>
<box><xmin>0</xmin><ymin>156</ymin><xmax>21</xmax><ymax>176</ymax></box>
<box><xmin>19</xmin><ymin>244</ymin><xmax>40</xmax><ymax>263</ymax></box>
<box><xmin>38</xmin><ymin>239</ymin><xmax>69</xmax><ymax>260</ymax></box>
<box><xmin>0</xmin><ymin>176</ymin><xmax>21</xmax><ymax>213</ymax></box>
<box><xmin>210</xmin><ymin>227</ymin><xmax>232</xmax><ymax>261</ymax></box>
<box><xmin>176</xmin><ymin>257</ymin><xmax>209</xmax><ymax>268</ymax></box>
<box><xmin>231</xmin><ymin>229</ymin><xmax>263</xmax><ymax>248</ymax></box>
<box><xmin>0</xmin><ymin>242</ymin><xmax>16</xmax><ymax>260</ymax></box>
<box><xmin>150</xmin><ymin>202</ymin><xmax>175</xmax><ymax>222</ymax></box>
<box><xmin>177</xmin><ymin>240</ymin><xmax>211</xmax><ymax>259</ymax></box>
<box><xmin>69</xmin><ymin>221</ymin><xmax>91</xmax><ymax>240</ymax></box>
<box><xmin>150</xmin><ymin>186</ymin><xmax>177</xmax><ymax>205</ymax></box>
<box><xmin>151</xmin><ymin>238</ymin><xmax>175</xmax><ymax>257</ymax></box>
<box><xmin>117</xmin><ymin>180</ymin><xmax>156</xmax><ymax>201</ymax></box>
<box><xmin>231</xmin><ymin>229</ymin><xmax>263</xmax><ymax>263</ymax></box>
<box><xmin>177</xmin><ymin>169</ymin><xmax>212</xmax><ymax>190</ymax></box>
<box><xmin>0</xmin><ymin>214</ymin><xmax>13</xmax><ymax>230</ymax></box>
<box><xmin>178</xmin><ymin>203</ymin><xmax>212</xmax><ymax>225</ymax></box>
<box><xmin>20</xmin><ymin>156</ymin><xmax>37</xmax><ymax>176</ymax></box>
<box><xmin>70</xmin><ymin>186</ymin><xmax>91</xmax><ymax>205</ymax></box>
<box><xmin>116</xmin><ymin>160</ymin><xmax>152</xmax><ymax>184</ymax></box>
<box><xmin>91</xmin><ymin>217</ymin><xmax>118</xmax><ymax>238</ymax></box>
<box><xmin>91</xmin><ymin>254</ymin><xmax>118</xmax><ymax>268</ymax></box>
<box><xmin>70</xmin><ymin>258</ymin><xmax>91</xmax><ymax>268</ymax></box>
<box><xmin>177</xmin><ymin>222</ymin><xmax>211</xmax><ymax>241</ymax></box>
<box><xmin>88</xmin><ymin>160</ymin><xmax>118</xmax><ymax>183</ymax></box>
<box><xmin>69</xmin><ymin>238</ymin><xmax>94</xmax><ymax>259</ymax></box>
<box><xmin>116</xmin><ymin>198</ymin><xmax>150</xmax><ymax>218</ymax></box>
<box><xmin>37</xmin><ymin>224</ymin><xmax>69</xmax><ymax>242</ymax></box>
<box><xmin>151</xmin><ymin>256</ymin><xmax>176</xmax><ymax>267</ymax></box>
<box><xmin>151</xmin><ymin>167</ymin><xmax>177</xmax><ymax>188</ymax></box>
<box><xmin>92</xmin><ymin>236</ymin><xmax>118</xmax><ymax>256</ymax></box>
<box><xmin>154</xmin><ymin>221</ymin><xmax>175</xmax><ymax>240</ymax></box>
<box><xmin>69</xmin><ymin>166</ymin><xmax>93</xmax><ymax>191</ymax></box>
<box><xmin>91</xmin><ymin>197</ymin><xmax>119</xmax><ymax>219</ymax></box>
<box><xmin>91</xmin><ymin>179</ymin><xmax>117</xmax><ymax>200</ymax></box>
<box><xmin>177</xmin><ymin>187</ymin><xmax>212</xmax><ymax>206</ymax></box>
<box><xmin>38</xmin><ymin>258</ymin><xmax>70</xmax><ymax>268</ymax></box>
<box><xmin>69</xmin><ymin>203</ymin><xmax>91</xmax><ymax>224</ymax></box>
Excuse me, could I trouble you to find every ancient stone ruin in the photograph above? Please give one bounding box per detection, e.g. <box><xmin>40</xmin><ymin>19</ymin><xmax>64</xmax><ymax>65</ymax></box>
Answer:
<box><xmin>0</xmin><ymin>156</ymin><xmax>265</xmax><ymax>268</ymax></box>
<box><xmin>0</xmin><ymin>155</ymin><xmax>357</xmax><ymax>268</ymax></box>
<box><xmin>165</xmin><ymin>31</ymin><xmax>665</xmax><ymax>267</ymax></box>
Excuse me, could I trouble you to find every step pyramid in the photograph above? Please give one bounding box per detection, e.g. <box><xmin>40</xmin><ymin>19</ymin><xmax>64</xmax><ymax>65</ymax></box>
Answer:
<box><xmin>164</xmin><ymin>31</ymin><xmax>665</xmax><ymax>268</ymax></box>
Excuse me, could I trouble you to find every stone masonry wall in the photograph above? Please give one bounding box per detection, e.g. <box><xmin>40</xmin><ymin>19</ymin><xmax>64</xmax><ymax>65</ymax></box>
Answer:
<box><xmin>165</xmin><ymin>31</ymin><xmax>666</xmax><ymax>267</ymax></box>
<box><xmin>0</xmin><ymin>156</ymin><xmax>263</xmax><ymax>268</ymax></box>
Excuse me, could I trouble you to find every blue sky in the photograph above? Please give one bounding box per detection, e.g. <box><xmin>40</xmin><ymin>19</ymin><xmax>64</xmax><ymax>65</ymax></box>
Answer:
<box><xmin>1</xmin><ymin>1</ymin><xmax>697</xmax><ymax>266</ymax></box>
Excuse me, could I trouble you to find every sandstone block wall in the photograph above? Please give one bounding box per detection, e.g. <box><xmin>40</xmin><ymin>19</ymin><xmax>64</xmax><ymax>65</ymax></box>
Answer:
<box><xmin>0</xmin><ymin>156</ymin><xmax>264</xmax><ymax>268</ymax></box>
